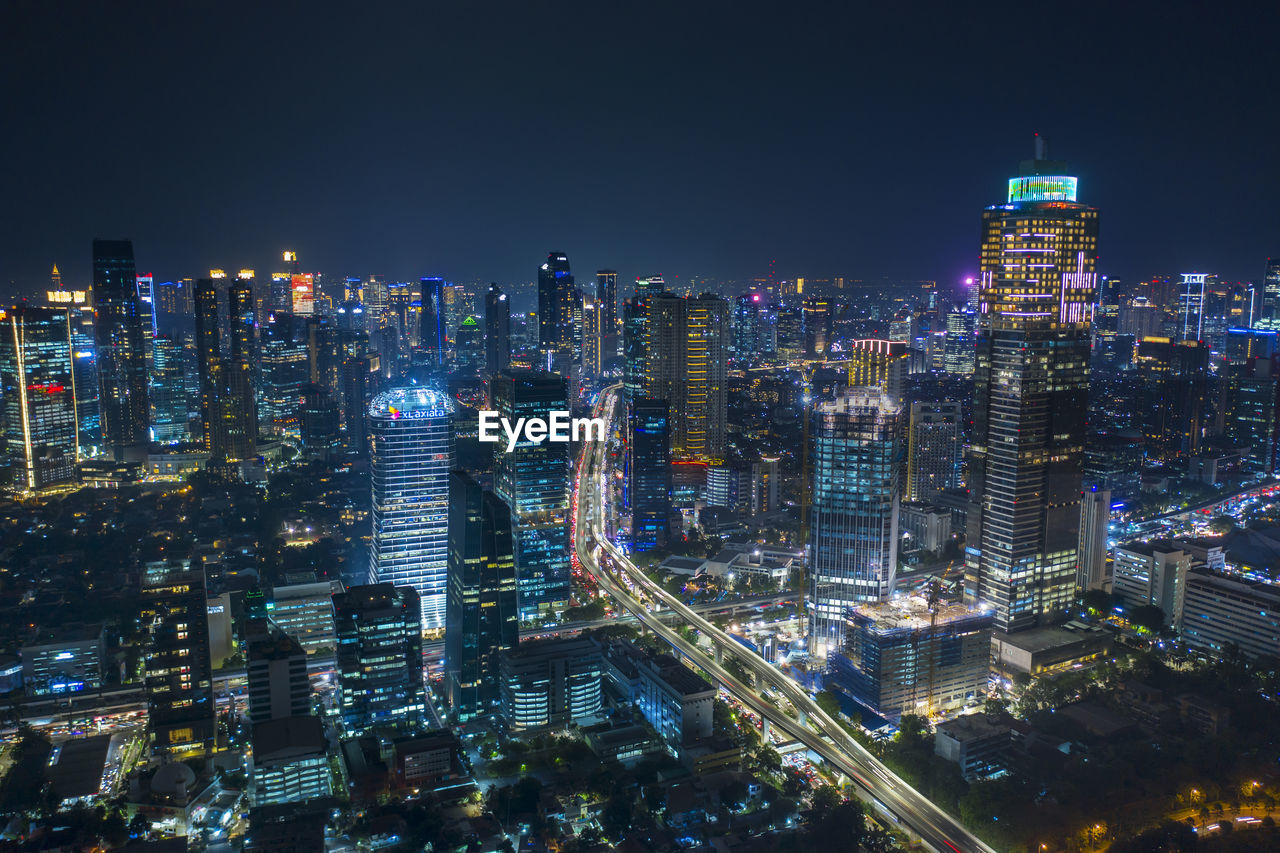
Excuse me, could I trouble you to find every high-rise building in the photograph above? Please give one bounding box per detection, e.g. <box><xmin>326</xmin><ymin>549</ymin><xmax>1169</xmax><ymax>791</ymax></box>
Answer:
<box><xmin>92</xmin><ymin>239</ymin><xmax>149</xmax><ymax>459</ymax></box>
<box><xmin>499</xmin><ymin>637</ymin><xmax>603</xmax><ymax>730</ymax></box>
<box><xmin>808</xmin><ymin>390</ymin><xmax>903</xmax><ymax>656</ymax></box>
<box><xmin>149</xmin><ymin>333</ymin><xmax>189</xmax><ymax>445</ymax></box>
<box><xmin>492</xmin><ymin>369</ymin><xmax>571</xmax><ymax>620</ymax></box>
<box><xmin>194</xmin><ymin>279</ymin><xmax>224</xmax><ymax>454</ymax></box>
<box><xmin>141</xmin><ymin>562</ymin><xmax>215</xmax><ymax>757</ymax></box>
<box><xmin>368</xmin><ymin>387</ymin><xmax>454</xmax><ymax>630</ymax></box>
<box><xmin>581</xmin><ymin>292</ymin><xmax>602</xmax><ymax>380</ymax></box>
<box><xmin>1258</xmin><ymin>258</ymin><xmax>1280</xmax><ymax>330</ymax></box>
<box><xmin>801</xmin><ymin>295</ymin><xmax>832</xmax><ymax>357</ymax></box>
<box><xmin>1134</xmin><ymin>337</ymin><xmax>1208</xmax><ymax>465</ymax></box>
<box><xmin>537</xmin><ymin>252</ymin><xmax>575</xmax><ymax>374</ymax></box>
<box><xmin>333</xmin><ymin>583</ymin><xmax>426</xmax><ymax>735</ymax></box>
<box><xmin>1112</xmin><ymin>539</ymin><xmax>1191</xmax><ymax>620</ymax></box>
<box><xmin>1177</xmin><ymin>273</ymin><xmax>1217</xmax><ymax>342</ymax></box>
<box><xmin>906</xmin><ymin>401</ymin><xmax>960</xmax><ymax>502</ymax></box>
<box><xmin>445</xmin><ymin>471</ymin><xmax>518</xmax><ymax>721</ymax></box>
<box><xmin>847</xmin><ymin>339</ymin><xmax>909</xmax><ymax>404</ymax></box>
<box><xmin>645</xmin><ymin>293</ymin><xmax>729</xmax><ymax>460</ymax></box>
<box><xmin>418</xmin><ymin>277</ymin><xmax>447</xmax><ymax>368</ymax></box>
<box><xmin>247</xmin><ymin>631</ymin><xmax>311</xmax><ymax>725</ymax></box>
<box><xmin>259</xmin><ymin>312</ymin><xmax>309</xmax><ymax>437</ymax></box>
<box><xmin>966</xmin><ymin>145</ymin><xmax>1098</xmax><ymax>634</ymax></box>
<box><xmin>484</xmin><ymin>283</ymin><xmax>511</xmax><ymax>377</ymax></box>
<box><xmin>944</xmin><ymin>310</ymin><xmax>976</xmax><ymax>375</ymax></box>
<box><xmin>1</xmin><ymin>304</ymin><xmax>79</xmax><ymax>490</ymax></box>
<box><xmin>227</xmin><ymin>275</ymin><xmax>257</xmax><ymax>459</ymax></box>
<box><xmin>1077</xmin><ymin>487</ymin><xmax>1112</xmax><ymax>591</ymax></box>
<box><xmin>629</xmin><ymin>398</ymin><xmax>672</xmax><ymax>551</ymax></box>
<box><xmin>1225</xmin><ymin>327</ymin><xmax>1280</xmax><ymax>473</ymax></box>
<box><xmin>596</xmin><ymin>270</ymin><xmax>619</xmax><ymax>362</ymax></box>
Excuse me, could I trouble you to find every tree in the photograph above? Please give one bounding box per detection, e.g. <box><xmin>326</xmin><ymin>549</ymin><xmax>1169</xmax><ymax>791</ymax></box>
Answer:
<box><xmin>815</xmin><ymin>689</ymin><xmax>842</xmax><ymax>718</ymax></box>
<box><xmin>1129</xmin><ymin>604</ymin><xmax>1165</xmax><ymax>633</ymax></box>
<box><xmin>719</xmin><ymin>779</ymin><xmax>749</xmax><ymax>811</ymax></box>
<box><xmin>810</xmin><ymin>784</ymin><xmax>842</xmax><ymax>821</ymax></box>
<box><xmin>1082</xmin><ymin>588</ymin><xmax>1114</xmax><ymax>615</ymax></box>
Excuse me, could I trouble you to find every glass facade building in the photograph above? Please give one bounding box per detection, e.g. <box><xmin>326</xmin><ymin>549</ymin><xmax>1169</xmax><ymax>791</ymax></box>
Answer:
<box><xmin>966</xmin><ymin>153</ymin><xmax>1098</xmax><ymax>635</ymax></box>
<box><xmin>492</xmin><ymin>369</ymin><xmax>571</xmax><ymax>620</ymax></box>
<box><xmin>334</xmin><ymin>583</ymin><xmax>426</xmax><ymax>735</ymax></box>
<box><xmin>369</xmin><ymin>387</ymin><xmax>454</xmax><ymax>630</ymax></box>
<box><xmin>808</xmin><ymin>389</ymin><xmax>902</xmax><ymax>656</ymax></box>
<box><xmin>1</xmin><ymin>304</ymin><xmax>79</xmax><ymax>490</ymax></box>
<box><xmin>629</xmin><ymin>398</ymin><xmax>672</xmax><ymax>551</ymax></box>
<box><xmin>92</xmin><ymin>239</ymin><xmax>150</xmax><ymax>459</ymax></box>
<box><xmin>445</xmin><ymin>470</ymin><xmax>518</xmax><ymax>721</ymax></box>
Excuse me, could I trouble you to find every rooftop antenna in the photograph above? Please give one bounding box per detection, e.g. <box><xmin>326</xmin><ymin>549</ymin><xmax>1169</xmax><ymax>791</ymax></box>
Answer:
<box><xmin>1034</xmin><ymin>132</ymin><xmax>1048</xmax><ymax>161</ymax></box>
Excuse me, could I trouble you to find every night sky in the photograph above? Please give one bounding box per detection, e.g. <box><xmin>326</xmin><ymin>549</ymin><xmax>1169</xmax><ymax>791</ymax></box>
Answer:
<box><xmin>3</xmin><ymin>1</ymin><xmax>1278</xmax><ymax>296</ymax></box>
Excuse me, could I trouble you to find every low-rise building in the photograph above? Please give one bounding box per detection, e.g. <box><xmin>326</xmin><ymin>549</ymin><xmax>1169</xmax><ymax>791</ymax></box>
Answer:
<box><xmin>934</xmin><ymin>715</ymin><xmax>1012</xmax><ymax>781</ymax></box>
<box><xmin>899</xmin><ymin>503</ymin><xmax>952</xmax><ymax>554</ymax></box>
<box><xmin>392</xmin><ymin>730</ymin><xmax>466</xmax><ymax>793</ymax></box>
<box><xmin>1175</xmin><ymin>565</ymin><xmax>1280</xmax><ymax>659</ymax></box>
<box><xmin>1112</xmin><ymin>540</ymin><xmax>1191</xmax><ymax>620</ymax></box>
<box><xmin>990</xmin><ymin>621</ymin><xmax>1110</xmax><ymax>681</ymax></box>
<box><xmin>21</xmin><ymin>623</ymin><xmax>105</xmax><ymax>696</ymax></box>
<box><xmin>251</xmin><ymin>716</ymin><xmax>331</xmax><ymax>806</ymax></box>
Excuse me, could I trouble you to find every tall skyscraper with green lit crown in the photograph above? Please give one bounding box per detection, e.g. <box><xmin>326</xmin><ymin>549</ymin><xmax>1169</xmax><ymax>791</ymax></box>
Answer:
<box><xmin>966</xmin><ymin>140</ymin><xmax>1099</xmax><ymax>634</ymax></box>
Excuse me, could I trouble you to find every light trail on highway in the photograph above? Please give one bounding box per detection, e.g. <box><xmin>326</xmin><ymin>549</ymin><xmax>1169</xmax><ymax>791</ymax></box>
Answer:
<box><xmin>573</xmin><ymin>384</ymin><xmax>995</xmax><ymax>853</ymax></box>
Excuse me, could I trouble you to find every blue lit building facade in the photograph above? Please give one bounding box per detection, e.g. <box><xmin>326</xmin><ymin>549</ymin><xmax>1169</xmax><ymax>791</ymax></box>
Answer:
<box><xmin>92</xmin><ymin>239</ymin><xmax>150</xmax><ymax>460</ymax></box>
<box><xmin>628</xmin><ymin>398</ymin><xmax>671</xmax><ymax>551</ymax></box>
<box><xmin>369</xmin><ymin>387</ymin><xmax>454</xmax><ymax>630</ymax></box>
<box><xmin>492</xmin><ymin>369</ymin><xmax>571</xmax><ymax>620</ymax></box>
<box><xmin>0</xmin><ymin>304</ymin><xmax>79</xmax><ymax>490</ymax></box>
<box><xmin>808</xmin><ymin>389</ymin><xmax>902</xmax><ymax>656</ymax></box>
<box><xmin>334</xmin><ymin>583</ymin><xmax>427</xmax><ymax>735</ymax></box>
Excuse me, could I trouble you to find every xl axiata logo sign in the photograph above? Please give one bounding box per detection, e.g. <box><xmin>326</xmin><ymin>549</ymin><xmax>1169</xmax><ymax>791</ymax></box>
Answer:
<box><xmin>478</xmin><ymin>410</ymin><xmax>607</xmax><ymax>452</ymax></box>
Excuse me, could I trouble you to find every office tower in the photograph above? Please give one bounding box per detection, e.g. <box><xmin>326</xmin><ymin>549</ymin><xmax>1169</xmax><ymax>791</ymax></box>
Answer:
<box><xmin>291</xmin><ymin>273</ymin><xmax>315</xmax><ymax>316</ymax></box>
<box><xmin>906</xmin><ymin>401</ymin><xmax>961</xmax><ymax>502</ymax></box>
<box><xmin>135</xmin><ymin>272</ymin><xmax>157</xmax><ymax>337</ymax></box>
<box><xmin>581</xmin><ymin>293</ymin><xmax>602</xmax><ymax>379</ymax></box>
<box><xmin>247</xmin><ymin>631</ymin><xmax>311</xmax><ymax>724</ymax></box>
<box><xmin>140</xmin><ymin>562</ymin><xmax>215</xmax><ymax>757</ymax></box>
<box><xmin>306</xmin><ymin>315</ymin><xmax>340</xmax><ymax>393</ymax></box>
<box><xmin>228</xmin><ymin>275</ymin><xmax>257</xmax><ymax>459</ymax></box>
<box><xmin>339</xmin><ymin>332</ymin><xmax>370</xmax><ymax>455</ymax></box>
<box><xmin>733</xmin><ymin>291</ymin><xmax>773</xmax><ymax>363</ymax></box>
<box><xmin>260</xmin><ymin>313</ymin><xmax>309</xmax><ymax>437</ymax></box>
<box><xmin>269</xmin><ymin>578</ymin><xmax>340</xmax><ymax>655</ymax></box>
<box><xmin>827</xmin><ymin>597</ymin><xmax>993</xmax><ymax>721</ymax></box>
<box><xmin>418</xmin><ymin>277</ymin><xmax>447</xmax><ymax>368</ymax></box>
<box><xmin>1177</xmin><ymin>273</ymin><xmax>1217</xmax><ymax>341</ymax></box>
<box><xmin>368</xmin><ymin>387</ymin><xmax>453</xmax><ymax>630</ymax></box>
<box><xmin>333</xmin><ymin>583</ymin><xmax>426</xmax><ymax>735</ymax></box>
<box><xmin>775</xmin><ymin>306</ymin><xmax>802</xmax><ymax>357</ymax></box>
<box><xmin>484</xmin><ymin>283</ymin><xmax>511</xmax><ymax>376</ymax></box>
<box><xmin>1258</xmin><ymin>258</ymin><xmax>1280</xmax><ymax>330</ymax></box>
<box><xmin>492</xmin><ymin>369</ymin><xmax>571</xmax><ymax>619</ymax></box>
<box><xmin>1077</xmin><ymin>487</ymin><xmax>1112</xmax><ymax>591</ymax></box>
<box><xmin>537</xmin><ymin>252</ymin><xmax>575</xmax><ymax>374</ymax></box>
<box><xmin>92</xmin><ymin>239</ymin><xmax>149</xmax><ymax>459</ymax></box>
<box><xmin>808</xmin><ymin>390</ymin><xmax>903</xmax><ymax>656</ymax></box>
<box><xmin>1134</xmin><ymin>337</ymin><xmax>1208</xmax><ymax>464</ymax></box>
<box><xmin>596</xmin><ymin>270</ymin><xmax>619</xmax><ymax>361</ymax></box>
<box><xmin>847</xmin><ymin>339</ymin><xmax>909</xmax><ymax>404</ymax></box>
<box><xmin>1225</xmin><ymin>327</ymin><xmax>1280</xmax><ymax>473</ymax></box>
<box><xmin>195</xmin><ymin>279</ymin><xmax>223</xmax><ymax>454</ymax></box>
<box><xmin>623</xmin><ymin>297</ymin><xmax>649</xmax><ymax>403</ymax></box>
<box><xmin>0</xmin><ymin>304</ymin><xmax>79</xmax><ymax>490</ymax></box>
<box><xmin>645</xmin><ymin>293</ymin><xmax>729</xmax><ymax>460</ymax></box>
<box><xmin>1176</xmin><ymin>565</ymin><xmax>1280</xmax><ymax>660</ymax></box>
<box><xmin>299</xmin><ymin>384</ymin><xmax>341</xmax><ymax>458</ymax></box>
<box><xmin>944</xmin><ymin>310</ymin><xmax>976</xmax><ymax>374</ymax></box>
<box><xmin>21</xmin><ymin>624</ymin><xmax>105</xmax><ymax>696</ymax></box>
<box><xmin>446</xmin><ymin>471</ymin><xmax>518</xmax><ymax>721</ymax></box>
<box><xmin>250</xmin><ymin>715</ymin><xmax>331</xmax><ymax>806</ymax></box>
<box><xmin>801</xmin><ymin>295</ymin><xmax>832</xmax><ymax>357</ymax></box>
<box><xmin>149</xmin><ymin>334</ymin><xmax>189</xmax><ymax>445</ymax></box>
<box><xmin>966</xmin><ymin>146</ymin><xmax>1098</xmax><ymax>634</ymax></box>
<box><xmin>499</xmin><ymin>637</ymin><xmax>603</xmax><ymax>730</ymax></box>
<box><xmin>629</xmin><ymin>398</ymin><xmax>672</xmax><ymax>551</ymax></box>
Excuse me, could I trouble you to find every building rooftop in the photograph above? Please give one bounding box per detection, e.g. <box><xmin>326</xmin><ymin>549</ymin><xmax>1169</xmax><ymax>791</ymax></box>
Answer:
<box><xmin>368</xmin><ymin>387</ymin><xmax>450</xmax><ymax>420</ymax></box>
<box><xmin>848</xmin><ymin>594</ymin><xmax>991</xmax><ymax>633</ymax></box>
<box><xmin>992</xmin><ymin>622</ymin><xmax>1108</xmax><ymax>654</ymax></box>
<box><xmin>45</xmin><ymin>734</ymin><xmax>112</xmax><ymax>800</ymax></box>
<box><xmin>935</xmin><ymin>714</ymin><xmax>1011</xmax><ymax>743</ymax></box>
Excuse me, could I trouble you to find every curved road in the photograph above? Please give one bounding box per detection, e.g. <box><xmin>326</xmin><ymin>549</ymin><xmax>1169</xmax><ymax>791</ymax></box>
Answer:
<box><xmin>574</xmin><ymin>385</ymin><xmax>995</xmax><ymax>853</ymax></box>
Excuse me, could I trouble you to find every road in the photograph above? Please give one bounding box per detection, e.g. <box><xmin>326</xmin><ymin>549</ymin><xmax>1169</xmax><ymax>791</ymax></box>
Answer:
<box><xmin>574</xmin><ymin>385</ymin><xmax>995</xmax><ymax>853</ymax></box>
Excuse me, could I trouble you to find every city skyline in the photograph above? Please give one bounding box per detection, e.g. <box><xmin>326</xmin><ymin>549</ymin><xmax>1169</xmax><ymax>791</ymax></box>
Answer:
<box><xmin>3</xmin><ymin>4</ymin><xmax>1279</xmax><ymax>294</ymax></box>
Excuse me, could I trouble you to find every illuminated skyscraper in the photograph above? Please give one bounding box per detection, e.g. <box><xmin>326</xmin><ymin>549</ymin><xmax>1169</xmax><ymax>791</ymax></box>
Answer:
<box><xmin>445</xmin><ymin>471</ymin><xmax>518</xmax><ymax>721</ymax></box>
<box><xmin>802</xmin><ymin>295</ymin><xmax>832</xmax><ymax>357</ymax></box>
<box><xmin>194</xmin><ymin>279</ymin><xmax>227</xmax><ymax>455</ymax></box>
<box><xmin>906</xmin><ymin>401</ymin><xmax>960</xmax><ymax>503</ymax></box>
<box><xmin>492</xmin><ymin>369</ymin><xmax>571</xmax><ymax>619</ymax></box>
<box><xmin>1259</xmin><ymin>258</ymin><xmax>1280</xmax><ymax>330</ymax></box>
<box><xmin>645</xmin><ymin>292</ymin><xmax>729</xmax><ymax>460</ymax></box>
<box><xmin>141</xmin><ymin>562</ymin><xmax>215</xmax><ymax>757</ymax></box>
<box><xmin>1135</xmin><ymin>337</ymin><xmax>1209</xmax><ymax>465</ymax></box>
<box><xmin>581</xmin><ymin>293</ymin><xmax>602</xmax><ymax>379</ymax></box>
<box><xmin>1225</xmin><ymin>328</ymin><xmax>1280</xmax><ymax>473</ymax></box>
<box><xmin>92</xmin><ymin>239</ymin><xmax>149</xmax><ymax>459</ymax></box>
<box><xmin>628</xmin><ymin>398</ymin><xmax>672</xmax><ymax>551</ymax></box>
<box><xmin>944</xmin><ymin>310</ymin><xmax>976</xmax><ymax>374</ymax></box>
<box><xmin>369</xmin><ymin>388</ymin><xmax>454</xmax><ymax>630</ymax></box>
<box><xmin>418</xmin><ymin>277</ymin><xmax>447</xmax><ymax>368</ymax></box>
<box><xmin>227</xmin><ymin>274</ymin><xmax>257</xmax><ymax>459</ymax></box>
<box><xmin>149</xmin><ymin>334</ymin><xmax>189</xmax><ymax>445</ymax></box>
<box><xmin>259</xmin><ymin>312</ymin><xmax>308</xmax><ymax>437</ymax></box>
<box><xmin>847</xmin><ymin>339</ymin><xmax>909</xmax><ymax>403</ymax></box>
<box><xmin>808</xmin><ymin>389</ymin><xmax>902</xmax><ymax>656</ymax></box>
<box><xmin>484</xmin><ymin>283</ymin><xmax>511</xmax><ymax>376</ymax></box>
<box><xmin>596</xmin><ymin>270</ymin><xmax>619</xmax><ymax>362</ymax></box>
<box><xmin>334</xmin><ymin>583</ymin><xmax>426</xmax><ymax>735</ymax></box>
<box><xmin>966</xmin><ymin>143</ymin><xmax>1098</xmax><ymax>634</ymax></box>
<box><xmin>1</xmin><ymin>304</ymin><xmax>79</xmax><ymax>490</ymax></box>
<box><xmin>537</xmin><ymin>252</ymin><xmax>575</xmax><ymax>374</ymax></box>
